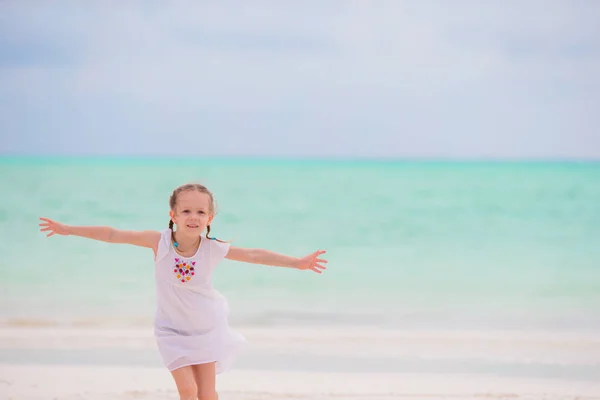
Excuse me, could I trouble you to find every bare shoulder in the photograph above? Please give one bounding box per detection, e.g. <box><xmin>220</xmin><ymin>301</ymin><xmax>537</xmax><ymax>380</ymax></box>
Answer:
<box><xmin>224</xmin><ymin>246</ymin><xmax>255</xmax><ymax>262</ymax></box>
<box><xmin>111</xmin><ymin>228</ymin><xmax>162</xmax><ymax>250</ymax></box>
<box><xmin>139</xmin><ymin>229</ymin><xmax>162</xmax><ymax>243</ymax></box>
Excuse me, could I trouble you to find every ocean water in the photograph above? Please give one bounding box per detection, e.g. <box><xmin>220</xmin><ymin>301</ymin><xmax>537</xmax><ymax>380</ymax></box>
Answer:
<box><xmin>1</xmin><ymin>157</ymin><xmax>599</xmax><ymax>332</ymax></box>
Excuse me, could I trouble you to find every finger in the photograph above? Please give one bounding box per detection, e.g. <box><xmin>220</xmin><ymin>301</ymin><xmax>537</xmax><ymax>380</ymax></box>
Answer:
<box><xmin>315</xmin><ymin>258</ymin><xmax>328</xmax><ymax>263</ymax></box>
<box><xmin>310</xmin><ymin>267</ymin><xmax>322</xmax><ymax>274</ymax></box>
<box><xmin>39</xmin><ymin>223</ymin><xmax>49</xmax><ymax>227</ymax></box>
<box><xmin>46</xmin><ymin>232</ymin><xmax>55</xmax><ymax>237</ymax></box>
<box><xmin>39</xmin><ymin>217</ymin><xmax>53</xmax><ymax>223</ymax></box>
<box><xmin>40</xmin><ymin>227</ymin><xmax>52</xmax><ymax>232</ymax></box>
<box><xmin>314</xmin><ymin>263</ymin><xmax>327</xmax><ymax>270</ymax></box>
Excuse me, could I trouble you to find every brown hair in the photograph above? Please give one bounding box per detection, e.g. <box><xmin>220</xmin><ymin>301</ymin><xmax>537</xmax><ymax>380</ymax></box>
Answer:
<box><xmin>168</xmin><ymin>183</ymin><xmax>226</xmax><ymax>243</ymax></box>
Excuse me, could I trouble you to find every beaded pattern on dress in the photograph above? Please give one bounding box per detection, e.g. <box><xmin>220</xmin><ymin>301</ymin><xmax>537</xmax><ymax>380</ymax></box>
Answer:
<box><xmin>173</xmin><ymin>258</ymin><xmax>196</xmax><ymax>283</ymax></box>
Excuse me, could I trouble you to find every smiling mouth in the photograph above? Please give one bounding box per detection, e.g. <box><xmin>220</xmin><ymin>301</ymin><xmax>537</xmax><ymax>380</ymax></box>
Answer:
<box><xmin>187</xmin><ymin>224</ymin><xmax>199</xmax><ymax>228</ymax></box>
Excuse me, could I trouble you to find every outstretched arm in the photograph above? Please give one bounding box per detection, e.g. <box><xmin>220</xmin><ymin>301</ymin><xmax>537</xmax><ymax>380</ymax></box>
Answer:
<box><xmin>225</xmin><ymin>247</ymin><xmax>327</xmax><ymax>274</ymax></box>
<box><xmin>39</xmin><ymin>217</ymin><xmax>160</xmax><ymax>251</ymax></box>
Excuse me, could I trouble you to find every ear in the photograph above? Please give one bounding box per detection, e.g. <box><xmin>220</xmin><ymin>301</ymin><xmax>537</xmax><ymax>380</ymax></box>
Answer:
<box><xmin>169</xmin><ymin>209</ymin><xmax>176</xmax><ymax>224</ymax></box>
<box><xmin>208</xmin><ymin>213</ymin><xmax>214</xmax><ymax>225</ymax></box>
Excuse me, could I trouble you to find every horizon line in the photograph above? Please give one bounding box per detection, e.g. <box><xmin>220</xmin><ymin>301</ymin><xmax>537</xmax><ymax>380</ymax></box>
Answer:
<box><xmin>1</xmin><ymin>153</ymin><xmax>599</xmax><ymax>164</ymax></box>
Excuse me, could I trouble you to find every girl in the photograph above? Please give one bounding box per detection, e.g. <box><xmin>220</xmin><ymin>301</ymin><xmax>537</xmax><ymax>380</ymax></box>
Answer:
<box><xmin>39</xmin><ymin>183</ymin><xmax>327</xmax><ymax>400</ymax></box>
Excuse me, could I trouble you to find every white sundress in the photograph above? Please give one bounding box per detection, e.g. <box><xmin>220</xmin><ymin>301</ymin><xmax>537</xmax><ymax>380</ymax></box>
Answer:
<box><xmin>153</xmin><ymin>228</ymin><xmax>246</xmax><ymax>373</ymax></box>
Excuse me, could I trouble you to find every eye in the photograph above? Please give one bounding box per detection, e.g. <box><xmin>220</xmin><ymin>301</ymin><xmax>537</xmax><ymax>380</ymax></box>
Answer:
<box><xmin>198</xmin><ymin>211</ymin><xmax>205</xmax><ymax>214</ymax></box>
<box><xmin>182</xmin><ymin>210</ymin><xmax>190</xmax><ymax>214</ymax></box>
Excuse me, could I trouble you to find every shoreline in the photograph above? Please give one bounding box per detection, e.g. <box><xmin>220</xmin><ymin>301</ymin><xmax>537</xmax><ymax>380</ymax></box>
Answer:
<box><xmin>1</xmin><ymin>325</ymin><xmax>599</xmax><ymax>383</ymax></box>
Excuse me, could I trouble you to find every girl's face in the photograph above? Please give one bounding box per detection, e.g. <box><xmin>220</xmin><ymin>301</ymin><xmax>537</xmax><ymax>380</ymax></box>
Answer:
<box><xmin>169</xmin><ymin>190</ymin><xmax>213</xmax><ymax>236</ymax></box>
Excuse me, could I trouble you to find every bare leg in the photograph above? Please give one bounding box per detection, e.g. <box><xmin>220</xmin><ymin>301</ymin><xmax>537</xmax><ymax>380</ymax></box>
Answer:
<box><xmin>192</xmin><ymin>362</ymin><xmax>218</xmax><ymax>400</ymax></box>
<box><xmin>170</xmin><ymin>365</ymin><xmax>197</xmax><ymax>400</ymax></box>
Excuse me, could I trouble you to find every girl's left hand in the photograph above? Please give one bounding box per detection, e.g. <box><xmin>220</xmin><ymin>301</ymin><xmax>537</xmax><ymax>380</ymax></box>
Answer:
<box><xmin>293</xmin><ymin>250</ymin><xmax>328</xmax><ymax>274</ymax></box>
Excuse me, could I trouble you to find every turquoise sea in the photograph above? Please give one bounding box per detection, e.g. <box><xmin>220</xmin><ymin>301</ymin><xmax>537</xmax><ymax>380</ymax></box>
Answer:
<box><xmin>1</xmin><ymin>157</ymin><xmax>599</xmax><ymax>332</ymax></box>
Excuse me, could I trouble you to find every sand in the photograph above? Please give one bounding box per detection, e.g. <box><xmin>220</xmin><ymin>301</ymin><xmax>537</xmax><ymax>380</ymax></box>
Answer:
<box><xmin>2</xmin><ymin>364</ymin><xmax>600</xmax><ymax>400</ymax></box>
<box><xmin>1</xmin><ymin>326</ymin><xmax>599</xmax><ymax>399</ymax></box>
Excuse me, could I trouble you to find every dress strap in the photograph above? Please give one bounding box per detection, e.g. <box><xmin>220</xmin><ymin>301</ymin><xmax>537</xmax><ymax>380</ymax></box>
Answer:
<box><xmin>155</xmin><ymin>229</ymin><xmax>173</xmax><ymax>263</ymax></box>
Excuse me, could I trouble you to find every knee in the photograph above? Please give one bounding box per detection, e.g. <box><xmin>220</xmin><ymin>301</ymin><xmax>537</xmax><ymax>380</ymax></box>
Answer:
<box><xmin>197</xmin><ymin>390</ymin><xmax>218</xmax><ymax>400</ymax></box>
<box><xmin>177</xmin><ymin>382</ymin><xmax>197</xmax><ymax>400</ymax></box>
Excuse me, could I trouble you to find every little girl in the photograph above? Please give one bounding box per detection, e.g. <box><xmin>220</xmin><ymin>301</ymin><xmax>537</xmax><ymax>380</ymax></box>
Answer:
<box><xmin>39</xmin><ymin>183</ymin><xmax>327</xmax><ymax>400</ymax></box>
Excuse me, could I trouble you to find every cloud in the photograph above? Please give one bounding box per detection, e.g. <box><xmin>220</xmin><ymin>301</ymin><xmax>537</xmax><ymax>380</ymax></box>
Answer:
<box><xmin>1</xmin><ymin>1</ymin><xmax>599</xmax><ymax>158</ymax></box>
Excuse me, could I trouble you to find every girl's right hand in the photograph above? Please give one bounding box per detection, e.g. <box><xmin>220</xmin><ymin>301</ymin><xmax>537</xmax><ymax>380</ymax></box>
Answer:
<box><xmin>39</xmin><ymin>218</ymin><xmax>70</xmax><ymax>237</ymax></box>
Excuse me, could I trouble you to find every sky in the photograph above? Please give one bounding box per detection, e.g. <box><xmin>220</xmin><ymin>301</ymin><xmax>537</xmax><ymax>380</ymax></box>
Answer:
<box><xmin>0</xmin><ymin>1</ymin><xmax>599</xmax><ymax>159</ymax></box>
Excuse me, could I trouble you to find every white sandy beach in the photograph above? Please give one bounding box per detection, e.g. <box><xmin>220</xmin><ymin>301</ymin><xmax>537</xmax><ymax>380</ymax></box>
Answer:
<box><xmin>2</xmin><ymin>364</ymin><xmax>600</xmax><ymax>400</ymax></box>
<box><xmin>1</xmin><ymin>325</ymin><xmax>600</xmax><ymax>399</ymax></box>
